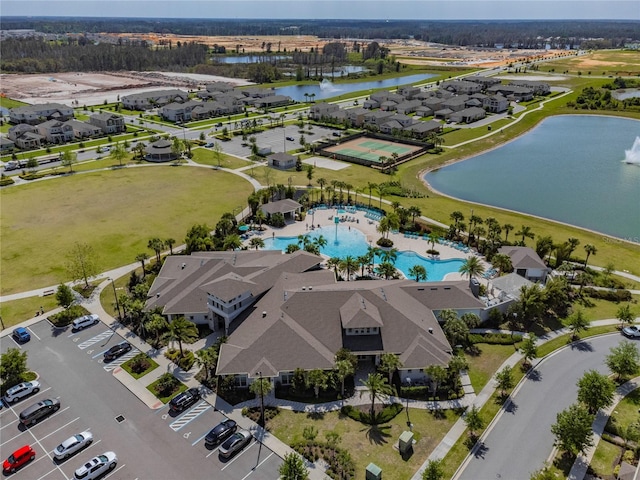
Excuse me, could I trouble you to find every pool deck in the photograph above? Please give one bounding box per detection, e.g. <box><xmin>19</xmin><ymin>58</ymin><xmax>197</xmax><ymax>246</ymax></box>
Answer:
<box><xmin>245</xmin><ymin>206</ymin><xmax>492</xmax><ymax>284</ymax></box>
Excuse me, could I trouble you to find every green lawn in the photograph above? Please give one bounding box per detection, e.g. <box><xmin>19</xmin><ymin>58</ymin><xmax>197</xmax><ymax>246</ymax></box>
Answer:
<box><xmin>268</xmin><ymin>406</ymin><xmax>460</xmax><ymax>480</ymax></box>
<box><xmin>0</xmin><ymin>166</ymin><xmax>253</xmax><ymax>294</ymax></box>
<box><xmin>0</xmin><ymin>295</ymin><xmax>60</xmax><ymax>328</ymax></box>
<box><xmin>465</xmin><ymin>343</ymin><xmax>521</xmax><ymax>393</ymax></box>
<box><xmin>190</xmin><ymin>148</ymin><xmax>253</xmax><ymax>169</ymax></box>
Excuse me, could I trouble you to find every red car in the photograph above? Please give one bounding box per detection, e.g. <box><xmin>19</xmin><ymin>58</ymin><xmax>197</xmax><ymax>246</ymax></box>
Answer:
<box><xmin>3</xmin><ymin>445</ymin><xmax>35</xmax><ymax>473</ymax></box>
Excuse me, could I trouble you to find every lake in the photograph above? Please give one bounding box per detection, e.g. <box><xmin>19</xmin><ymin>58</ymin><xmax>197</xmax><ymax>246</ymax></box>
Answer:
<box><xmin>274</xmin><ymin>73</ymin><xmax>437</xmax><ymax>101</ymax></box>
<box><xmin>425</xmin><ymin>115</ymin><xmax>640</xmax><ymax>242</ymax></box>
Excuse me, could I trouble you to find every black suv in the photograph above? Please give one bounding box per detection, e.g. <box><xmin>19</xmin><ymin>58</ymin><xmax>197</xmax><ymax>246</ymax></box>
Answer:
<box><xmin>169</xmin><ymin>388</ymin><xmax>201</xmax><ymax>413</ymax></box>
<box><xmin>205</xmin><ymin>420</ymin><xmax>237</xmax><ymax>446</ymax></box>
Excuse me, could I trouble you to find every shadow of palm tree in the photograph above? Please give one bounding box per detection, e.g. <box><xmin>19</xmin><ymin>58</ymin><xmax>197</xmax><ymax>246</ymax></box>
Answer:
<box><xmin>527</xmin><ymin>369</ymin><xmax>542</xmax><ymax>381</ymax></box>
<box><xmin>363</xmin><ymin>424</ymin><xmax>392</xmax><ymax>445</ymax></box>
<box><xmin>504</xmin><ymin>399</ymin><xmax>518</xmax><ymax>414</ymax></box>
<box><xmin>306</xmin><ymin>411</ymin><xmax>325</xmax><ymax>420</ymax></box>
<box><xmin>570</xmin><ymin>340</ymin><xmax>593</xmax><ymax>352</ymax></box>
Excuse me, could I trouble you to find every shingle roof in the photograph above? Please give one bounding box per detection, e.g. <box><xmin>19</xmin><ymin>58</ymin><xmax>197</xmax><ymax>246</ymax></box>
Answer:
<box><xmin>498</xmin><ymin>246</ymin><xmax>547</xmax><ymax>270</ymax></box>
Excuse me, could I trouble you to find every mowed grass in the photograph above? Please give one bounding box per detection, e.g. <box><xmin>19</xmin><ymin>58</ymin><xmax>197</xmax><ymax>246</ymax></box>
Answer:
<box><xmin>0</xmin><ymin>295</ymin><xmax>60</xmax><ymax>327</ymax></box>
<box><xmin>465</xmin><ymin>343</ymin><xmax>521</xmax><ymax>392</ymax></box>
<box><xmin>0</xmin><ymin>166</ymin><xmax>253</xmax><ymax>294</ymax></box>
<box><xmin>268</xmin><ymin>407</ymin><xmax>460</xmax><ymax>480</ymax></box>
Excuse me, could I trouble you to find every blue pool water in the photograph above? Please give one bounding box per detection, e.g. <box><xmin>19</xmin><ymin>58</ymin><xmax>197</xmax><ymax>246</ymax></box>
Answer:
<box><xmin>262</xmin><ymin>226</ymin><xmax>464</xmax><ymax>281</ymax></box>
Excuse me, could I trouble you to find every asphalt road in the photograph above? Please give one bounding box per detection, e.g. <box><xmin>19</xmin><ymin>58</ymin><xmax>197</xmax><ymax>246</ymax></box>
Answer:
<box><xmin>456</xmin><ymin>333</ymin><xmax>626</xmax><ymax>480</ymax></box>
<box><xmin>1</xmin><ymin>319</ymin><xmax>282</xmax><ymax>480</ymax></box>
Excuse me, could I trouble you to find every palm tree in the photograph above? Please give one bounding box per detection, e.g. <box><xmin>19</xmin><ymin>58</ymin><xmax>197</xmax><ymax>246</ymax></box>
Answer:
<box><xmin>376</xmin><ymin>185</ymin><xmax>387</xmax><ymax>210</ymax></box>
<box><xmin>458</xmin><ymin>256</ymin><xmax>485</xmax><ymax>286</ymax></box>
<box><xmin>357</xmin><ymin>254</ymin><xmax>370</xmax><ymax>277</ymax></box>
<box><xmin>317</xmin><ymin>177</ymin><xmax>327</xmax><ymax>202</ymax></box>
<box><xmin>195</xmin><ymin>346</ymin><xmax>218</xmax><ymax>382</ymax></box>
<box><xmin>313</xmin><ymin>235</ymin><xmax>327</xmax><ymax>251</ymax></box>
<box><xmin>566</xmin><ymin>237</ymin><xmax>581</xmax><ymax>258</ymax></box>
<box><xmin>491</xmin><ymin>253</ymin><xmax>513</xmax><ymax>275</ymax></box>
<box><xmin>367</xmin><ymin>182</ymin><xmax>377</xmax><ymax>208</ymax></box>
<box><xmin>249</xmin><ymin>237</ymin><xmax>265</xmax><ymax>250</ymax></box>
<box><xmin>335</xmin><ymin>359</ymin><xmax>354</xmax><ymax>399</ymax></box>
<box><xmin>359</xmin><ymin>373</ymin><xmax>395</xmax><ymax>424</ymax></box>
<box><xmin>326</xmin><ymin>257</ymin><xmax>341</xmax><ymax>279</ymax></box>
<box><xmin>376</xmin><ymin>262</ymin><xmax>397</xmax><ymax>280</ymax></box>
<box><xmin>223</xmin><ymin>234</ymin><xmax>242</xmax><ymax>251</ymax></box>
<box><xmin>135</xmin><ymin>253</ymin><xmax>149</xmax><ymax>277</ymax></box>
<box><xmin>379</xmin><ymin>247</ymin><xmax>398</xmax><ymax>265</ymax></box>
<box><xmin>503</xmin><ymin>223</ymin><xmax>514</xmax><ymax>242</ymax></box>
<box><xmin>449</xmin><ymin>211</ymin><xmax>464</xmax><ymax>235</ymax></box>
<box><xmin>583</xmin><ymin>244</ymin><xmax>597</xmax><ymax>268</ymax></box>
<box><xmin>408</xmin><ymin>265</ymin><xmax>427</xmax><ymax>282</ymax></box>
<box><xmin>147</xmin><ymin>237</ymin><xmax>164</xmax><ymax>265</ymax></box>
<box><xmin>428</xmin><ymin>232</ymin><xmax>440</xmax><ymax>252</ymax></box>
<box><xmin>339</xmin><ymin>256</ymin><xmax>358</xmax><ymax>281</ymax></box>
<box><xmin>145</xmin><ymin>312</ymin><xmax>168</xmax><ymax>348</ymax></box>
<box><xmin>162</xmin><ymin>316</ymin><xmax>198</xmax><ymax>357</ymax></box>
<box><xmin>379</xmin><ymin>353</ymin><xmax>403</xmax><ymax>385</ymax></box>
<box><xmin>254</xmin><ymin>209</ymin><xmax>266</xmax><ymax>230</ymax></box>
<box><xmin>535</xmin><ymin>235</ymin><xmax>555</xmax><ymax>263</ymax></box>
<box><xmin>408</xmin><ymin>205</ymin><xmax>421</xmax><ymax>227</ymax></box>
<box><xmin>164</xmin><ymin>238</ymin><xmax>176</xmax><ymax>255</ymax></box>
<box><xmin>515</xmin><ymin>225</ymin><xmax>535</xmax><ymax>245</ymax></box>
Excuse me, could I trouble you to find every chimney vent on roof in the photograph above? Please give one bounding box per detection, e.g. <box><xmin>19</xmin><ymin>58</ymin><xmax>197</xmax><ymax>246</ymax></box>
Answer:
<box><xmin>428</xmin><ymin>327</ymin><xmax>433</xmax><ymax>334</ymax></box>
<box><xmin>308</xmin><ymin>286</ymin><xmax>313</xmax><ymax>290</ymax></box>
<box><xmin>156</xmin><ymin>293</ymin><xmax>160</xmax><ymax>298</ymax></box>
<box><xmin>302</xmin><ymin>286</ymin><xmax>306</xmax><ymax>291</ymax></box>
<box><xmin>181</xmin><ymin>263</ymin><xmax>186</xmax><ymax>269</ymax></box>
<box><xmin>262</xmin><ymin>311</ymin><xmax>267</xmax><ymax>318</ymax></box>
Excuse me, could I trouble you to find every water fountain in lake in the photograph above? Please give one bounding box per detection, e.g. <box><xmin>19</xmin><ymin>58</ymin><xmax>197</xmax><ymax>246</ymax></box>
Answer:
<box><xmin>319</xmin><ymin>78</ymin><xmax>340</xmax><ymax>93</ymax></box>
<box><xmin>624</xmin><ymin>136</ymin><xmax>640</xmax><ymax>164</ymax></box>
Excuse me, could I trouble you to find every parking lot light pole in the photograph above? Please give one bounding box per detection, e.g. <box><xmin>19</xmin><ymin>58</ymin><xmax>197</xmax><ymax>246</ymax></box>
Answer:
<box><xmin>108</xmin><ymin>278</ymin><xmax>122</xmax><ymax>321</ymax></box>
<box><xmin>256</xmin><ymin>371</ymin><xmax>265</xmax><ymax>428</ymax></box>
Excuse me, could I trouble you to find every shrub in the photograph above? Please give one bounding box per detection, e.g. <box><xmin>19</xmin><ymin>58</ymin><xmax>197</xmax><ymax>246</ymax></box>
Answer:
<box><xmin>468</xmin><ymin>333</ymin><xmax>523</xmax><ymax>345</ymax></box>
<box><xmin>154</xmin><ymin>373</ymin><xmax>179</xmax><ymax>397</ymax></box>
<box><xmin>340</xmin><ymin>403</ymin><xmax>403</xmax><ymax>425</ymax></box>
<box><xmin>48</xmin><ymin>304</ymin><xmax>90</xmax><ymax>327</ymax></box>
<box><xmin>130</xmin><ymin>353</ymin><xmax>151</xmax><ymax>374</ymax></box>
<box><xmin>583</xmin><ymin>288</ymin><xmax>632</xmax><ymax>302</ymax></box>
<box><xmin>376</xmin><ymin>237</ymin><xmax>394</xmax><ymax>248</ymax></box>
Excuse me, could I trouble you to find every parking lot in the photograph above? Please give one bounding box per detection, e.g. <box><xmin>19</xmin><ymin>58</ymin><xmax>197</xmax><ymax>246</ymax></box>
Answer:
<box><xmin>1</xmin><ymin>319</ymin><xmax>282</xmax><ymax>480</ymax></box>
<box><xmin>218</xmin><ymin>121</ymin><xmax>341</xmax><ymax>159</ymax></box>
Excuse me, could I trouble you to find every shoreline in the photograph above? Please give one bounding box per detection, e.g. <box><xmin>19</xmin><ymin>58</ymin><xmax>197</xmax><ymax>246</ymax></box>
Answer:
<box><xmin>417</xmin><ymin>113</ymin><xmax>640</xmax><ymax>246</ymax></box>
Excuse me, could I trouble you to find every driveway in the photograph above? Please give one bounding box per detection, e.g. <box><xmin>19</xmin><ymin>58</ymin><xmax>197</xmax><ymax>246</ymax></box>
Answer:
<box><xmin>455</xmin><ymin>333</ymin><xmax>626</xmax><ymax>480</ymax></box>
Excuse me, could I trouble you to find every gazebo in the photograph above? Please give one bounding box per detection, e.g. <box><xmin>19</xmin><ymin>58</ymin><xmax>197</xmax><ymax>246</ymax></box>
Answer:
<box><xmin>260</xmin><ymin>199</ymin><xmax>302</xmax><ymax>221</ymax></box>
<box><xmin>145</xmin><ymin>139</ymin><xmax>178</xmax><ymax>163</ymax></box>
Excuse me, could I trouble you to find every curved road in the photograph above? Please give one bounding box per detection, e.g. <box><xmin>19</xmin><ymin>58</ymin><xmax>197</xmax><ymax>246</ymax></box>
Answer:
<box><xmin>456</xmin><ymin>333</ymin><xmax>626</xmax><ymax>480</ymax></box>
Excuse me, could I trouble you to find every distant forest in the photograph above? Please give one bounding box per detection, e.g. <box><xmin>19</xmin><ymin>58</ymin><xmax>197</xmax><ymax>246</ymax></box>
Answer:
<box><xmin>3</xmin><ymin>17</ymin><xmax>639</xmax><ymax>49</ymax></box>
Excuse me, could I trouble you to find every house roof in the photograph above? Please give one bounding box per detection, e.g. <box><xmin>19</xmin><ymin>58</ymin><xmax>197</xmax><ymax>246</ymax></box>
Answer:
<box><xmin>489</xmin><ymin>273</ymin><xmax>533</xmax><ymax>300</ymax></box>
<box><xmin>260</xmin><ymin>198</ymin><xmax>302</xmax><ymax>215</ymax></box>
<box><xmin>217</xmin><ymin>275</ymin><xmax>454</xmax><ymax>376</ymax></box>
<box><xmin>498</xmin><ymin>246</ymin><xmax>548</xmax><ymax>270</ymax></box>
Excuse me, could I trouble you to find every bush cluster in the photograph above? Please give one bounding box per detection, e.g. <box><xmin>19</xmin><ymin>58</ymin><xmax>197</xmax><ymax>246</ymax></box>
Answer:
<box><xmin>241</xmin><ymin>406</ymin><xmax>280</xmax><ymax>424</ymax></box>
<box><xmin>582</xmin><ymin>288</ymin><xmax>632</xmax><ymax>303</ymax></box>
<box><xmin>468</xmin><ymin>333</ymin><xmax>523</xmax><ymax>345</ymax></box>
<box><xmin>48</xmin><ymin>305</ymin><xmax>91</xmax><ymax>327</ymax></box>
<box><xmin>340</xmin><ymin>403</ymin><xmax>403</xmax><ymax>425</ymax></box>
<box><xmin>292</xmin><ymin>440</ymin><xmax>355</xmax><ymax>480</ymax></box>
<box><xmin>164</xmin><ymin>348</ymin><xmax>195</xmax><ymax>370</ymax></box>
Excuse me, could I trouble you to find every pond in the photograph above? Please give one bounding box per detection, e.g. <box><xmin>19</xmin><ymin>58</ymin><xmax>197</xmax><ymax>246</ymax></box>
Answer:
<box><xmin>274</xmin><ymin>73</ymin><xmax>437</xmax><ymax>101</ymax></box>
<box><xmin>425</xmin><ymin>115</ymin><xmax>640</xmax><ymax>242</ymax></box>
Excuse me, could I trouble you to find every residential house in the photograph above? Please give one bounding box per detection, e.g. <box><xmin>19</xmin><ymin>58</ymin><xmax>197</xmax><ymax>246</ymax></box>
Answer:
<box><xmin>205</xmin><ymin>82</ymin><xmax>234</xmax><ymax>94</ymax></box>
<box><xmin>483</xmin><ymin>94</ymin><xmax>509</xmax><ymax>113</ymax></box>
<box><xmin>442</xmin><ymin>95</ymin><xmax>470</xmax><ymax>112</ymax></box>
<box><xmin>415</xmin><ymin>106</ymin><xmax>434</xmax><ymax>118</ymax></box>
<box><xmin>0</xmin><ymin>136</ymin><xmax>15</xmax><ymax>152</ymax></box>
<box><xmin>395</xmin><ymin>100</ymin><xmax>423</xmax><ymax>115</ymax></box>
<box><xmin>309</xmin><ymin>102</ymin><xmax>339</xmax><ymax>121</ymax></box>
<box><xmin>466</xmin><ymin>76</ymin><xmax>501</xmax><ymax>88</ymax></box>
<box><xmin>498</xmin><ymin>246</ymin><xmax>550</xmax><ymax>283</ymax></box>
<box><xmin>397</xmin><ymin>86</ymin><xmax>421</xmax><ymax>99</ymax></box>
<box><xmin>89</xmin><ymin>113</ymin><xmax>126</xmax><ymax>134</ymax></box>
<box><xmin>267</xmin><ymin>152</ymin><xmax>297</xmax><ymax>170</ymax></box>
<box><xmin>253</xmin><ymin>95</ymin><xmax>291</xmax><ymax>109</ymax></box>
<box><xmin>121</xmin><ymin>89</ymin><xmax>189</xmax><ymax>110</ymax></box>
<box><xmin>8</xmin><ymin>124</ymin><xmax>43</xmax><ymax>149</ymax></box>
<box><xmin>508</xmin><ymin>80</ymin><xmax>550</xmax><ymax>96</ymax></box>
<box><xmin>64</xmin><ymin>120</ymin><xmax>101</xmax><ymax>139</ymax></box>
<box><xmin>345</xmin><ymin>107</ymin><xmax>368</xmax><ymax>127</ymax></box>
<box><xmin>486</xmin><ymin>85</ymin><xmax>534</xmax><ymax>102</ymax></box>
<box><xmin>380</xmin><ymin>120</ymin><xmax>404</xmax><ymax>135</ymax></box>
<box><xmin>441</xmin><ymin>80</ymin><xmax>482</xmax><ymax>95</ymax></box>
<box><xmin>9</xmin><ymin>103</ymin><xmax>74</xmax><ymax>125</ymax></box>
<box><xmin>403</xmin><ymin>120</ymin><xmax>442</xmax><ymax>139</ymax></box>
<box><xmin>259</xmin><ymin>198</ymin><xmax>302</xmax><ymax>221</ymax></box>
<box><xmin>363</xmin><ymin>110</ymin><xmax>395</xmax><ymax>128</ymax></box>
<box><xmin>160</xmin><ymin>100</ymin><xmax>201</xmax><ymax>122</ymax></box>
<box><xmin>36</xmin><ymin>120</ymin><xmax>74</xmax><ymax>144</ymax></box>
<box><xmin>363</xmin><ymin>99</ymin><xmax>380</xmax><ymax>109</ymax></box>
<box><xmin>449</xmin><ymin>107</ymin><xmax>486</xmax><ymax>124</ymax></box>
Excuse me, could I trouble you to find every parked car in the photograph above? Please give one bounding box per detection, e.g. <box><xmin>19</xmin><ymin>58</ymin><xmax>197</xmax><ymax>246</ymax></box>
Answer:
<box><xmin>54</xmin><ymin>431</ymin><xmax>93</xmax><ymax>460</ymax></box>
<box><xmin>19</xmin><ymin>398</ymin><xmax>60</xmax><ymax>426</ymax></box>
<box><xmin>3</xmin><ymin>381</ymin><xmax>41</xmax><ymax>404</ymax></box>
<box><xmin>219</xmin><ymin>429</ymin><xmax>252</xmax><ymax>458</ymax></box>
<box><xmin>622</xmin><ymin>325</ymin><xmax>640</xmax><ymax>338</ymax></box>
<box><xmin>12</xmin><ymin>327</ymin><xmax>31</xmax><ymax>343</ymax></box>
<box><xmin>205</xmin><ymin>143</ymin><xmax>214</xmax><ymax>148</ymax></box>
<box><xmin>3</xmin><ymin>445</ymin><xmax>36</xmax><ymax>473</ymax></box>
<box><xmin>72</xmin><ymin>314</ymin><xmax>99</xmax><ymax>332</ymax></box>
<box><xmin>103</xmin><ymin>342</ymin><xmax>132</xmax><ymax>362</ymax></box>
<box><xmin>205</xmin><ymin>419</ymin><xmax>237</xmax><ymax>446</ymax></box>
<box><xmin>332</xmin><ymin>131</ymin><xmax>341</xmax><ymax>137</ymax></box>
<box><xmin>74</xmin><ymin>451</ymin><xmax>117</xmax><ymax>480</ymax></box>
<box><xmin>286</xmin><ymin>136</ymin><xmax>295</xmax><ymax>141</ymax></box>
<box><xmin>168</xmin><ymin>388</ymin><xmax>201</xmax><ymax>413</ymax></box>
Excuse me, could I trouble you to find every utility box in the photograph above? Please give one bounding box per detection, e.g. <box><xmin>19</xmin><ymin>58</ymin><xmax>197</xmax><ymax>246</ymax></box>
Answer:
<box><xmin>399</xmin><ymin>431</ymin><xmax>414</xmax><ymax>454</ymax></box>
<box><xmin>366</xmin><ymin>463</ymin><xmax>382</xmax><ymax>480</ymax></box>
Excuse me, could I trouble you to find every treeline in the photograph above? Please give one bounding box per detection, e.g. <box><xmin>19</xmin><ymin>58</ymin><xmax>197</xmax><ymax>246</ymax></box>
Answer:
<box><xmin>2</xmin><ymin>17</ymin><xmax>638</xmax><ymax>48</ymax></box>
<box><xmin>0</xmin><ymin>37</ymin><xmax>208</xmax><ymax>73</ymax></box>
<box><xmin>567</xmin><ymin>81</ymin><xmax>640</xmax><ymax>111</ymax></box>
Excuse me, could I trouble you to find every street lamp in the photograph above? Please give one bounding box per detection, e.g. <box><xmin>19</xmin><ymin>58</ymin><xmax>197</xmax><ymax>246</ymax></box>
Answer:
<box><xmin>255</xmin><ymin>371</ymin><xmax>265</xmax><ymax>428</ymax></box>
<box><xmin>108</xmin><ymin>278</ymin><xmax>122</xmax><ymax>321</ymax></box>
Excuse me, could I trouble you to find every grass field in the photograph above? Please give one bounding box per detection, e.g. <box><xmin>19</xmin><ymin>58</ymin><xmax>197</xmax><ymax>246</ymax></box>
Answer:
<box><xmin>268</xmin><ymin>407</ymin><xmax>460</xmax><ymax>480</ymax></box>
<box><xmin>537</xmin><ymin>50</ymin><xmax>640</xmax><ymax>76</ymax></box>
<box><xmin>0</xmin><ymin>166</ymin><xmax>253</xmax><ymax>294</ymax></box>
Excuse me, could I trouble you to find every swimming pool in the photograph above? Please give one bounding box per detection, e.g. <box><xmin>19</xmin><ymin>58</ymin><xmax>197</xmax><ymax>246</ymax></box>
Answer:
<box><xmin>262</xmin><ymin>226</ymin><xmax>464</xmax><ymax>281</ymax></box>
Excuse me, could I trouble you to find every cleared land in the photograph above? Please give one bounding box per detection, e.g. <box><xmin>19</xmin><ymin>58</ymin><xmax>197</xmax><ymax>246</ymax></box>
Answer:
<box><xmin>0</xmin><ymin>166</ymin><xmax>253</xmax><ymax>294</ymax></box>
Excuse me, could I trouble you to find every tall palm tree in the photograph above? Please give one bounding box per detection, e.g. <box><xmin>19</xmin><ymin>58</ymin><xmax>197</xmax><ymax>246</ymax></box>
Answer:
<box><xmin>535</xmin><ymin>235</ymin><xmax>555</xmax><ymax>263</ymax></box>
<box><xmin>223</xmin><ymin>234</ymin><xmax>242</xmax><ymax>251</ymax></box>
<box><xmin>344</xmin><ymin>183</ymin><xmax>353</xmax><ymax>205</ymax></box>
<box><xmin>503</xmin><ymin>223</ymin><xmax>514</xmax><ymax>242</ymax></box>
<box><xmin>458</xmin><ymin>255</ymin><xmax>485</xmax><ymax>286</ymax></box>
<box><xmin>249</xmin><ymin>237</ymin><xmax>265</xmax><ymax>250</ymax></box>
<box><xmin>357</xmin><ymin>254</ymin><xmax>370</xmax><ymax>277</ymax></box>
<box><xmin>162</xmin><ymin>316</ymin><xmax>198</xmax><ymax>357</ymax></box>
<box><xmin>449</xmin><ymin>211</ymin><xmax>464</xmax><ymax>235</ymax></box>
<box><xmin>376</xmin><ymin>185</ymin><xmax>387</xmax><ymax>210</ymax></box>
<box><xmin>583</xmin><ymin>244</ymin><xmax>597</xmax><ymax>268</ymax></box>
<box><xmin>254</xmin><ymin>209</ymin><xmax>266</xmax><ymax>230</ymax></box>
<box><xmin>335</xmin><ymin>359</ymin><xmax>354</xmax><ymax>399</ymax></box>
<box><xmin>367</xmin><ymin>182</ymin><xmax>378</xmax><ymax>208</ymax></box>
<box><xmin>135</xmin><ymin>253</ymin><xmax>149</xmax><ymax>277</ymax></box>
<box><xmin>408</xmin><ymin>265</ymin><xmax>427</xmax><ymax>282</ymax></box>
<box><xmin>379</xmin><ymin>353</ymin><xmax>403</xmax><ymax>385</ymax></box>
<box><xmin>566</xmin><ymin>237</ymin><xmax>580</xmax><ymax>258</ymax></box>
<box><xmin>145</xmin><ymin>312</ymin><xmax>168</xmax><ymax>348</ymax></box>
<box><xmin>326</xmin><ymin>257</ymin><xmax>341</xmax><ymax>279</ymax></box>
<box><xmin>515</xmin><ymin>225</ymin><xmax>535</xmax><ymax>245</ymax></box>
<box><xmin>164</xmin><ymin>238</ymin><xmax>176</xmax><ymax>255</ymax></box>
<box><xmin>376</xmin><ymin>262</ymin><xmax>397</xmax><ymax>280</ymax></box>
<box><xmin>379</xmin><ymin>247</ymin><xmax>398</xmax><ymax>265</ymax></box>
<box><xmin>147</xmin><ymin>237</ymin><xmax>164</xmax><ymax>265</ymax></box>
<box><xmin>313</xmin><ymin>235</ymin><xmax>327</xmax><ymax>251</ymax></box>
<box><xmin>408</xmin><ymin>205</ymin><xmax>422</xmax><ymax>227</ymax></box>
<box><xmin>195</xmin><ymin>346</ymin><xmax>218</xmax><ymax>382</ymax></box>
<box><xmin>317</xmin><ymin>177</ymin><xmax>327</xmax><ymax>203</ymax></box>
<box><xmin>359</xmin><ymin>373</ymin><xmax>395</xmax><ymax>424</ymax></box>
<box><xmin>491</xmin><ymin>253</ymin><xmax>513</xmax><ymax>275</ymax></box>
<box><xmin>339</xmin><ymin>256</ymin><xmax>358</xmax><ymax>281</ymax></box>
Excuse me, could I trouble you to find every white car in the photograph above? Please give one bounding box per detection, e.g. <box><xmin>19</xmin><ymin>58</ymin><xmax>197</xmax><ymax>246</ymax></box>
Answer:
<box><xmin>74</xmin><ymin>451</ymin><xmax>117</xmax><ymax>480</ymax></box>
<box><xmin>72</xmin><ymin>314</ymin><xmax>100</xmax><ymax>331</ymax></box>
<box><xmin>54</xmin><ymin>431</ymin><xmax>93</xmax><ymax>460</ymax></box>
<box><xmin>3</xmin><ymin>381</ymin><xmax>41</xmax><ymax>404</ymax></box>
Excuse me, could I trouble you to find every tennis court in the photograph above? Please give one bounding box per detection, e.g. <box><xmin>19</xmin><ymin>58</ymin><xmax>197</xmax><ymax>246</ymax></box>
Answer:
<box><xmin>324</xmin><ymin>136</ymin><xmax>421</xmax><ymax>163</ymax></box>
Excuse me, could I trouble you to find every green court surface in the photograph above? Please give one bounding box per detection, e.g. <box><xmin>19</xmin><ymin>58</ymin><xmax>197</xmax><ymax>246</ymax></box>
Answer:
<box><xmin>334</xmin><ymin>148</ymin><xmax>383</xmax><ymax>162</ymax></box>
<box><xmin>359</xmin><ymin>140</ymin><xmax>413</xmax><ymax>154</ymax></box>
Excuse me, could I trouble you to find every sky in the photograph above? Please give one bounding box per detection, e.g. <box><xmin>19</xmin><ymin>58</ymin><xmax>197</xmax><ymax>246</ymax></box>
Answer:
<box><xmin>1</xmin><ymin>0</ymin><xmax>639</xmax><ymax>21</ymax></box>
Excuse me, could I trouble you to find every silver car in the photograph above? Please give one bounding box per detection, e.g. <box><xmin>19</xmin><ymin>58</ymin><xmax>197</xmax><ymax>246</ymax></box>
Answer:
<box><xmin>54</xmin><ymin>431</ymin><xmax>93</xmax><ymax>460</ymax></box>
<box><xmin>219</xmin><ymin>429</ymin><xmax>252</xmax><ymax>458</ymax></box>
<box><xmin>3</xmin><ymin>381</ymin><xmax>41</xmax><ymax>404</ymax></box>
<box><xmin>622</xmin><ymin>325</ymin><xmax>640</xmax><ymax>338</ymax></box>
<box><xmin>74</xmin><ymin>451</ymin><xmax>117</xmax><ymax>480</ymax></box>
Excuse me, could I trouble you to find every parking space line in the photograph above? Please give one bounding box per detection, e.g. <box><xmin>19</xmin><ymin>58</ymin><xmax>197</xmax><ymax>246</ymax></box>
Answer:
<box><xmin>27</xmin><ymin>326</ymin><xmax>41</xmax><ymax>341</ymax></box>
<box><xmin>169</xmin><ymin>402</ymin><xmax>211</xmax><ymax>432</ymax></box>
<box><xmin>38</xmin><ymin>416</ymin><xmax>80</xmax><ymax>442</ymax></box>
<box><xmin>241</xmin><ymin>452</ymin><xmax>274</xmax><ymax>480</ymax></box>
<box><xmin>21</xmin><ymin>415</ymin><xmax>71</xmax><ymax>480</ymax></box>
<box><xmin>104</xmin><ymin>463</ymin><xmax>126</xmax><ymax>479</ymax></box>
<box><xmin>36</xmin><ymin>465</ymin><xmax>61</xmax><ymax>480</ymax></box>
<box><xmin>103</xmin><ymin>350</ymin><xmax>140</xmax><ymax>372</ymax></box>
<box><xmin>191</xmin><ymin>431</ymin><xmax>210</xmax><ymax>446</ymax></box>
<box><xmin>0</xmin><ymin>417</ymin><xmax>20</xmax><ymax>432</ymax></box>
<box><xmin>221</xmin><ymin>440</ymin><xmax>256</xmax><ymax>471</ymax></box>
<box><xmin>77</xmin><ymin>330</ymin><xmax>115</xmax><ymax>349</ymax></box>
<box><xmin>205</xmin><ymin>445</ymin><xmax>221</xmax><ymax>458</ymax></box>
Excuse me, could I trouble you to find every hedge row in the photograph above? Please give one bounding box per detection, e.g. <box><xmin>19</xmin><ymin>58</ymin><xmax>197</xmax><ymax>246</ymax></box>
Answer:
<box><xmin>583</xmin><ymin>288</ymin><xmax>632</xmax><ymax>302</ymax></box>
<box><xmin>340</xmin><ymin>403</ymin><xmax>403</xmax><ymax>425</ymax></box>
<box><xmin>469</xmin><ymin>333</ymin><xmax>523</xmax><ymax>345</ymax></box>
